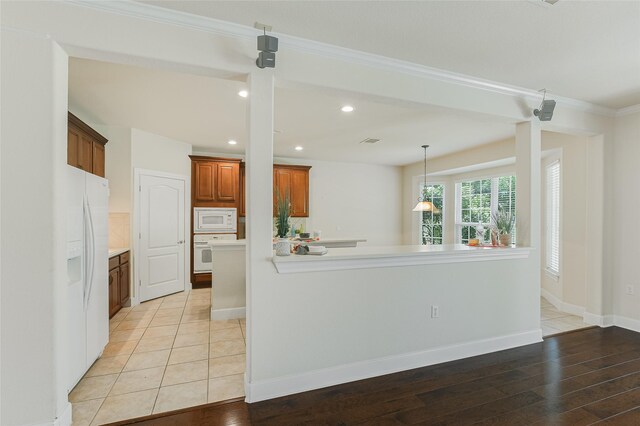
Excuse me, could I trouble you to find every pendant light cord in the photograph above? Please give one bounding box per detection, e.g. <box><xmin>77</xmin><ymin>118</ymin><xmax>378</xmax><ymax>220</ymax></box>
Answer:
<box><xmin>422</xmin><ymin>145</ymin><xmax>429</xmax><ymax>199</ymax></box>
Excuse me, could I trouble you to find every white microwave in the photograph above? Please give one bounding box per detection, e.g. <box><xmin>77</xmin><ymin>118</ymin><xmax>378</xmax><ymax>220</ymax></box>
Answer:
<box><xmin>193</xmin><ymin>208</ymin><xmax>237</xmax><ymax>234</ymax></box>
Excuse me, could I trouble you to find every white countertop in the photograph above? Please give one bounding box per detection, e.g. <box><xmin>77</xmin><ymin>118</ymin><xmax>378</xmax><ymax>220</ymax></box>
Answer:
<box><xmin>272</xmin><ymin>244</ymin><xmax>531</xmax><ymax>273</ymax></box>
<box><xmin>108</xmin><ymin>248</ymin><xmax>129</xmax><ymax>257</ymax></box>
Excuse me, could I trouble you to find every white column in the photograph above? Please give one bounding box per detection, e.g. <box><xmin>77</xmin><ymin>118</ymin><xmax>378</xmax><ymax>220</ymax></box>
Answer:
<box><xmin>515</xmin><ymin>121</ymin><xmax>542</xmax><ymax>248</ymax></box>
<box><xmin>515</xmin><ymin>120</ymin><xmax>542</xmax><ymax>328</ymax></box>
<box><xmin>585</xmin><ymin>134</ymin><xmax>606</xmax><ymax>320</ymax></box>
<box><xmin>1</xmin><ymin>31</ymin><xmax>70</xmax><ymax>424</ymax></box>
<box><xmin>244</xmin><ymin>70</ymin><xmax>274</xmax><ymax>395</ymax></box>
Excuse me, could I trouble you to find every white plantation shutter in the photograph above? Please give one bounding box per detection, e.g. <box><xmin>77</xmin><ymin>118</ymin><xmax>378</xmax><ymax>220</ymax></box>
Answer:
<box><xmin>546</xmin><ymin>161</ymin><xmax>560</xmax><ymax>276</ymax></box>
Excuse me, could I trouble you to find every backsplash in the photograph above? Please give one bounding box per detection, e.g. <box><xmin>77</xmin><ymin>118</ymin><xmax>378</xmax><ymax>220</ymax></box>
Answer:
<box><xmin>273</xmin><ymin>217</ymin><xmax>309</xmax><ymax>237</ymax></box>
<box><xmin>109</xmin><ymin>212</ymin><xmax>130</xmax><ymax>248</ymax></box>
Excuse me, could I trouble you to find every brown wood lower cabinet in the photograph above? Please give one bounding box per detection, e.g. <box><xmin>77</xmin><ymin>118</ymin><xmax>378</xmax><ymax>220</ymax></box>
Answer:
<box><xmin>109</xmin><ymin>251</ymin><xmax>130</xmax><ymax>318</ymax></box>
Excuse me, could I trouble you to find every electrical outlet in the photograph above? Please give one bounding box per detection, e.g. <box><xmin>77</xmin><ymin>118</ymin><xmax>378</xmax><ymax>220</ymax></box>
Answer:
<box><xmin>431</xmin><ymin>305</ymin><xmax>439</xmax><ymax>318</ymax></box>
<box><xmin>626</xmin><ymin>285</ymin><xmax>635</xmax><ymax>295</ymax></box>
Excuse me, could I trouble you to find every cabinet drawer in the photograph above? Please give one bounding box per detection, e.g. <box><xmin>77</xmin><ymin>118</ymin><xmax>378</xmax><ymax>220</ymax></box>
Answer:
<box><xmin>120</xmin><ymin>251</ymin><xmax>130</xmax><ymax>264</ymax></box>
<box><xmin>109</xmin><ymin>256</ymin><xmax>119</xmax><ymax>270</ymax></box>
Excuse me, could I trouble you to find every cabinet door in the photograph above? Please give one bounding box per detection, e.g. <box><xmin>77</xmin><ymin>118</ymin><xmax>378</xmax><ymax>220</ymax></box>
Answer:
<box><xmin>119</xmin><ymin>261</ymin><xmax>130</xmax><ymax>306</ymax></box>
<box><xmin>195</xmin><ymin>162</ymin><xmax>216</xmax><ymax>202</ymax></box>
<box><xmin>109</xmin><ymin>268</ymin><xmax>121</xmax><ymax>318</ymax></box>
<box><xmin>273</xmin><ymin>167</ymin><xmax>293</xmax><ymax>217</ymax></box>
<box><xmin>68</xmin><ymin>125</ymin><xmax>80</xmax><ymax>168</ymax></box>
<box><xmin>92</xmin><ymin>142</ymin><xmax>105</xmax><ymax>178</ymax></box>
<box><xmin>290</xmin><ymin>169</ymin><xmax>310</xmax><ymax>217</ymax></box>
<box><xmin>78</xmin><ymin>133</ymin><xmax>94</xmax><ymax>173</ymax></box>
<box><xmin>216</xmin><ymin>162</ymin><xmax>238</xmax><ymax>202</ymax></box>
<box><xmin>239</xmin><ymin>164</ymin><xmax>246</xmax><ymax>217</ymax></box>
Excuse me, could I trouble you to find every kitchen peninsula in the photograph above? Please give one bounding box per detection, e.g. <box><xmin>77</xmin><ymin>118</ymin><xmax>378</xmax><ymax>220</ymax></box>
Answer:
<box><xmin>272</xmin><ymin>244</ymin><xmax>530</xmax><ymax>273</ymax></box>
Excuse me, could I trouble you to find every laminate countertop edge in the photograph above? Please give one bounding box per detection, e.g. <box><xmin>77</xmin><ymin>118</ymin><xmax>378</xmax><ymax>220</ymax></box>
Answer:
<box><xmin>108</xmin><ymin>248</ymin><xmax>129</xmax><ymax>258</ymax></box>
<box><xmin>272</xmin><ymin>244</ymin><xmax>532</xmax><ymax>274</ymax></box>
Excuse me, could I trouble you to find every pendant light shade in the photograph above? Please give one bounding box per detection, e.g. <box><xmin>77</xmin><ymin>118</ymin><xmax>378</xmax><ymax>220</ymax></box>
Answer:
<box><xmin>413</xmin><ymin>144</ymin><xmax>435</xmax><ymax>212</ymax></box>
<box><xmin>413</xmin><ymin>200</ymin><xmax>435</xmax><ymax>212</ymax></box>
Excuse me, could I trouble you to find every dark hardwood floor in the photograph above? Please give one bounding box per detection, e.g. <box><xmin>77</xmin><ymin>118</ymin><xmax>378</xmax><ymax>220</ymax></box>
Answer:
<box><xmin>108</xmin><ymin>327</ymin><xmax>640</xmax><ymax>425</ymax></box>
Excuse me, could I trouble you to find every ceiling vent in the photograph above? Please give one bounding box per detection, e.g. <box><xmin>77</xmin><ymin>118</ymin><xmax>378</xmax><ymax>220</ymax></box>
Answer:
<box><xmin>360</xmin><ymin>138</ymin><xmax>381</xmax><ymax>144</ymax></box>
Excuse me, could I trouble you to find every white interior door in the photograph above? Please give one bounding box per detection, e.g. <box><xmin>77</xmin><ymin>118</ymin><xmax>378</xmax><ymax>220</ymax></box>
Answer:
<box><xmin>139</xmin><ymin>173</ymin><xmax>186</xmax><ymax>301</ymax></box>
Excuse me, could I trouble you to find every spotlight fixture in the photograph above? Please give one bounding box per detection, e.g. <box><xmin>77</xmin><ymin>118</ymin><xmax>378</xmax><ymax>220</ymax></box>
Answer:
<box><xmin>228</xmin><ymin>140</ymin><xmax>237</xmax><ymax>145</ymax></box>
<box><xmin>238</xmin><ymin>90</ymin><xmax>248</xmax><ymax>98</ymax></box>
<box><xmin>341</xmin><ymin>105</ymin><xmax>354</xmax><ymax>112</ymax></box>
<box><xmin>294</xmin><ymin>146</ymin><xmax>303</xmax><ymax>151</ymax></box>
<box><xmin>255</xmin><ymin>25</ymin><xmax>278</xmax><ymax>69</ymax></box>
<box><xmin>533</xmin><ymin>89</ymin><xmax>556</xmax><ymax>121</ymax></box>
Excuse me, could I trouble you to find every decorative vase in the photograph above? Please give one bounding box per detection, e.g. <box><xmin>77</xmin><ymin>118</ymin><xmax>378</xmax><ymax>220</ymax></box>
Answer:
<box><xmin>499</xmin><ymin>233</ymin><xmax>511</xmax><ymax>247</ymax></box>
<box><xmin>275</xmin><ymin>238</ymin><xmax>291</xmax><ymax>256</ymax></box>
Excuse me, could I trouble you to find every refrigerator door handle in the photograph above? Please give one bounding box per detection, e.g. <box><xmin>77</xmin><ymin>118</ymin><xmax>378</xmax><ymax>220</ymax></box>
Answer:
<box><xmin>84</xmin><ymin>198</ymin><xmax>96</xmax><ymax>310</ymax></box>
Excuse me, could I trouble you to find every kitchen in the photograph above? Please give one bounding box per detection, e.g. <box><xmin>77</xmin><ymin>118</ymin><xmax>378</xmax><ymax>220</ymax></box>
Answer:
<box><xmin>65</xmin><ymin>57</ymin><xmax>405</xmax><ymax>423</ymax></box>
<box><xmin>64</xmin><ymin>51</ymin><xmax>590</xmax><ymax>423</ymax></box>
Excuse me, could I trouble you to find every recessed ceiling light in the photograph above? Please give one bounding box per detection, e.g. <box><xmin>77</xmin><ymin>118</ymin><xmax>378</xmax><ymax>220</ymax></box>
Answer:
<box><xmin>294</xmin><ymin>146</ymin><xmax>303</xmax><ymax>151</ymax></box>
<box><xmin>341</xmin><ymin>105</ymin><xmax>354</xmax><ymax>112</ymax></box>
<box><xmin>238</xmin><ymin>90</ymin><xmax>248</xmax><ymax>98</ymax></box>
<box><xmin>228</xmin><ymin>140</ymin><xmax>237</xmax><ymax>145</ymax></box>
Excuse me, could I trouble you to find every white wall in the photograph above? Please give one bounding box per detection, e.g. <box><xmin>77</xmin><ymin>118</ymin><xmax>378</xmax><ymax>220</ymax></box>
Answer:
<box><xmin>103</xmin><ymin>127</ymin><xmax>132</xmax><ymax>213</ymax></box>
<box><xmin>1</xmin><ymin>31</ymin><xmax>71</xmax><ymax>425</ymax></box>
<box><xmin>279</xmin><ymin>159</ymin><xmax>403</xmax><ymax>245</ymax></box>
<box><xmin>612</xmin><ymin>111</ymin><xmax>640</xmax><ymax>325</ymax></box>
<box><xmin>195</xmin><ymin>152</ymin><xmax>404</xmax><ymax>246</ymax></box>
<box><xmin>540</xmin><ymin>133</ymin><xmax>588</xmax><ymax>312</ymax></box>
<box><xmin>131</xmin><ymin>128</ymin><xmax>192</xmax><ymax>178</ymax></box>
<box><xmin>402</xmin><ymin>132</ymin><xmax>590</xmax><ymax>312</ymax></box>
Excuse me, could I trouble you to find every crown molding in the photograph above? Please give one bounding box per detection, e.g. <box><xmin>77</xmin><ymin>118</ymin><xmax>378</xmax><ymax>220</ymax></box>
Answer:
<box><xmin>616</xmin><ymin>103</ymin><xmax>640</xmax><ymax>117</ymax></box>
<box><xmin>67</xmin><ymin>0</ymin><xmax>618</xmax><ymax>117</ymax></box>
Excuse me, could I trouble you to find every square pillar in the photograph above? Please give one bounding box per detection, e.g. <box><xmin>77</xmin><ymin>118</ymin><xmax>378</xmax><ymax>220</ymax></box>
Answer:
<box><xmin>515</xmin><ymin>121</ymin><xmax>542</xmax><ymax>249</ymax></box>
<box><xmin>244</xmin><ymin>70</ymin><xmax>275</xmax><ymax>392</ymax></box>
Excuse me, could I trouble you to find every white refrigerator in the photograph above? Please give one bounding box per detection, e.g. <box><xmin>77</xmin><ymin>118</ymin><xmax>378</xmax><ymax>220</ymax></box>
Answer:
<box><xmin>66</xmin><ymin>165</ymin><xmax>109</xmax><ymax>391</ymax></box>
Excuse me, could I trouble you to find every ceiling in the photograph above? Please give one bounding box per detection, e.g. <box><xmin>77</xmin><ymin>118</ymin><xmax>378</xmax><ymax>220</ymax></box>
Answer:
<box><xmin>139</xmin><ymin>0</ymin><xmax>640</xmax><ymax>109</ymax></box>
<box><xmin>69</xmin><ymin>58</ymin><xmax>516</xmax><ymax>166</ymax></box>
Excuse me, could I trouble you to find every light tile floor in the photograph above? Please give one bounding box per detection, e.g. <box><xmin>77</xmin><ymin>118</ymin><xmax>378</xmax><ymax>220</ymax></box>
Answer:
<box><xmin>541</xmin><ymin>296</ymin><xmax>590</xmax><ymax>337</ymax></box>
<box><xmin>70</xmin><ymin>288</ymin><xmax>246</xmax><ymax>426</ymax></box>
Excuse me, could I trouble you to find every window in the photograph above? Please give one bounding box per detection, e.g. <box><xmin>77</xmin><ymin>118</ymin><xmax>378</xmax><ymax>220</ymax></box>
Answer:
<box><xmin>419</xmin><ymin>183</ymin><xmax>444</xmax><ymax>245</ymax></box>
<box><xmin>455</xmin><ymin>176</ymin><xmax>516</xmax><ymax>244</ymax></box>
<box><xmin>546</xmin><ymin>161</ymin><xmax>560</xmax><ymax>276</ymax></box>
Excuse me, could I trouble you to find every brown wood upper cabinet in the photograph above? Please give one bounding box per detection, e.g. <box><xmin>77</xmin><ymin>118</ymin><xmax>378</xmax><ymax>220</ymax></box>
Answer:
<box><xmin>273</xmin><ymin>164</ymin><xmax>311</xmax><ymax>217</ymax></box>
<box><xmin>67</xmin><ymin>112</ymin><xmax>108</xmax><ymax>177</ymax></box>
<box><xmin>190</xmin><ymin>156</ymin><xmax>241</xmax><ymax>207</ymax></box>
<box><xmin>239</xmin><ymin>163</ymin><xmax>311</xmax><ymax>218</ymax></box>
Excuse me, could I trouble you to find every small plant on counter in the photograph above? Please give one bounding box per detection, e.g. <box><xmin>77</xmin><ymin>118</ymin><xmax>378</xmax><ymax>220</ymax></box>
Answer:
<box><xmin>492</xmin><ymin>205</ymin><xmax>515</xmax><ymax>235</ymax></box>
<box><xmin>275</xmin><ymin>189</ymin><xmax>291</xmax><ymax>239</ymax></box>
<box><xmin>492</xmin><ymin>205</ymin><xmax>515</xmax><ymax>246</ymax></box>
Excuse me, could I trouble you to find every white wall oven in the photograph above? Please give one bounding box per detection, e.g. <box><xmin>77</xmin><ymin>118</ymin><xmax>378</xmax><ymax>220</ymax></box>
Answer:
<box><xmin>193</xmin><ymin>234</ymin><xmax>237</xmax><ymax>273</ymax></box>
<box><xmin>193</xmin><ymin>207</ymin><xmax>237</xmax><ymax>234</ymax></box>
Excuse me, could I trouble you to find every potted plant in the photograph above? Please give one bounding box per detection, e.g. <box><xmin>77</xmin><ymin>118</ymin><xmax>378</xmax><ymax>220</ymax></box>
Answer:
<box><xmin>274</xmin><ymin>190</ymin><xmax>291</xmax><ymax>256</ymax></box>
<box><xmin>492</xmin><ymin>206</ymin><xmax>515</xmax><ymax>246</ymax></box>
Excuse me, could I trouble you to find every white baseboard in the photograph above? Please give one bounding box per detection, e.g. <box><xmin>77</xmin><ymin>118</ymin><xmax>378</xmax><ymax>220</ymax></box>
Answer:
<box><xmin>246</xmin><ymin>329</ymin><xmax>542</xmax><ymax>403</ymax></box>
<box><xmin>582</xmin><ymin>312</ymin><xmax>615</xmax><ymax>327</ymax></box>
<box><xmin>541</xmin><ymin>289</ymin><xmax>585</xmax><ymax>317</ymax></box>
<box><xmin>612</xmin><ymin>315</ymin><xmax>640</xmax><ymax>333</ymax></box>
<box><xmin>54</xmin><ymin>402</ymin><xmax>73</xmax><ymax>426</ymax></box>
<box><xmin>211</xmin><ymin>306</ymin><xmax>246</xmax><ymax>320</ymax></box>
<box><xmin>32</xmin><ymin>402</ymin><xmax>72</xmax><ymax>426</ymax></box>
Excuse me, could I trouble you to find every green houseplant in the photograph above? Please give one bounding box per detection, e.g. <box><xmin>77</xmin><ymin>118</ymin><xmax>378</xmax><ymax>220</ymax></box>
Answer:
<box><xmin>492</xmin><ymin>205</ymin><xmax>515</xmax><ymax>246</ymax></box>
<box><xmin>274</xmin><ymin>190</ymin><xmax>291</xmax><ymax>256</ymax></box>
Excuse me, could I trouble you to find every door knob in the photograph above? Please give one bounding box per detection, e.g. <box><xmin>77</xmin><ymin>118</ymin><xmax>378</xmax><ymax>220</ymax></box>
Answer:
<box><xmin>178</xmin><ymin>240</ymin><xmax>184</xmax><ymax>244</ymax></box>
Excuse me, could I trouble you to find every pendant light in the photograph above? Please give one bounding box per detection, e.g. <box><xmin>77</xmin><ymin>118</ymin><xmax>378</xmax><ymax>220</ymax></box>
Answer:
<box><xmin>413</xmin><ymin>144</ymin><xmax>435</xmax><ymax>212</ymax></box>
